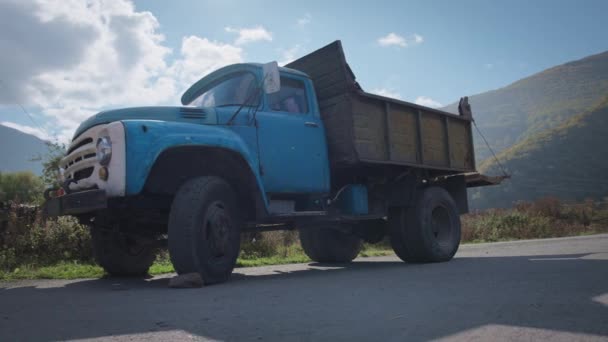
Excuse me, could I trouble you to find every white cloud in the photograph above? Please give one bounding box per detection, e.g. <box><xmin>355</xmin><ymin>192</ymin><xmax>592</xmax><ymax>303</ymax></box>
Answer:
<box><xmin>377</xmin><ymin>32</ymin><xmax>424</xmax><ymax>48</ymax></box>
<box><xmin>297</xmin><ymin>13</ymin><xmax>311</xmax><ymax>26</ymax></box>
<box><xmin>278</xmin><ymin>45</ymin><xmax>302</xmax><ymax>66</ymax></box>
<box><xmin>225</xmin><ymin>26</ymin><xmax>273</xmax><ymax>45</ymax></box>
<box><xmin>1</xmin><ymin>121</ymin><xmax>52</xmax><ymax>141</ymax></box>
<box><xmin>370</xmin><ymin>88</ymin><xmax>402</xmax><ymax>99</ymax></box>
<box><xmin>168</xmin><ymin>36</ymin><xmax>243</xmax><ymax>89</ymax></box>
<box><xmin>413</xmin><ymin>34</ymin><xmax>424</xmax><ymax>44</ymax></box>
<box><xmin>378</xmin><ymin>33</ymin><xmax>406</xmax><ymax>47</ymax></box>
<box><xmin>415</xmin><ymin>96</ymin><xmax>442</xmax><ymax>108</ymax></box>
<box><xmin>0</xmin><ymin>0</ymin><xmax>247</xmax><ymax>143</ymax></box>
<box><xmin>484</xmin><ymin>63</ymin><xmax>494</xmax><ymax>69</ymax></box>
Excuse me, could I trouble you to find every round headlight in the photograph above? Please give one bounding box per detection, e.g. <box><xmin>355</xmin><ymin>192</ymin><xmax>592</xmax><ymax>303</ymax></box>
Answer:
<box><xmin>96</xmin><ymin>136</ymin><xmax>112</xmax><ymax>165</ymax></box>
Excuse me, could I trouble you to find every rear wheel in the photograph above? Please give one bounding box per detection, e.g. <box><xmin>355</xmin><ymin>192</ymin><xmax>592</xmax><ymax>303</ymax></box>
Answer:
<box><xmin>389</xmin><ymin>186</ymin><xmax>461</xmax><ymax>262</ymax></box>
<box><xmin>168</xmin><ymin>176</ymin><xmax>242</xmax><ymax>285</ymax></box>
<box><xmin>91</xmin><ymin>225</ymin><xmax>156</xmax><ymax>276</ymax></box>
<box><xmin>299</xmin><ymin>226</ymin><xmax>363</xmax><ymax>263</ymax></box>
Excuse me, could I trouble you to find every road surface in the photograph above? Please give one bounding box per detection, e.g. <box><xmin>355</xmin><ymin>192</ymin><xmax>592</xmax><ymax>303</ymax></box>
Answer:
<box><xmin>1</xmin><ymin>234</ymin><xmax>608</xmax><ymax>341</ymax></box>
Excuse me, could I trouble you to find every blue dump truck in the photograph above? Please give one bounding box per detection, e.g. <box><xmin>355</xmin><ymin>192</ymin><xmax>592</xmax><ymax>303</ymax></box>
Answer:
<box><xmin>44</xmin><ymin>41</ymin><xmax>500</xmax><ymax>284</ymax></box>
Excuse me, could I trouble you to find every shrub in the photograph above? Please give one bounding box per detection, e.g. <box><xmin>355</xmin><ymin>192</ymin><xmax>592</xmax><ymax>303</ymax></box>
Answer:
<box><xmin>0</xmin><ymin>171</ymin><xmax>44</xmax><ymax>204</ymax></box>
<box><xmin>462</xmin><ymin>197</ymin><xmax>608</xmax><ymax>242</ymax></box>
<box><xmin>0</xmin><ymin>204</ymin><xmax>91</xmax><ymax>271</ymax></box>
<box><xmin>240</xmin><ymin>230</ymin><xmax>300</xmax><ymax>259</ymax></box>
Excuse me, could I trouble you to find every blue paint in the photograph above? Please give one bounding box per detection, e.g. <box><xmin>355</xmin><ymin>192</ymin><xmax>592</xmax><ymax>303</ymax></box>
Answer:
<box><xmin>72</xmin><ymin>63</ymin><xmax>333</xmax><ymax>217</ymax></box>
<box><xmin>335</xmin><ymin>184</ymin><xmax>369</xmax><ymax>215</ymax></box>
<box><xmin>122</xmin><ymin>120</ymin><xmax>268</xmax><ymax>207</ymax></box>
<box><xmin>73</xmin><ymin>106</ymin><xmax>218</xmax><ymax>139</ymax></box>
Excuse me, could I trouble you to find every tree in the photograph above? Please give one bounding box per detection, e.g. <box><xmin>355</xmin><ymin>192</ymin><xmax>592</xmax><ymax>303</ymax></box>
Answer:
<box><xmin>0</xmin><ymin>171</ymin><xmax>44</xmax><ymax>204</ymax></box>
<box><xmin>41</xmin><ymin>142</ymin><xmax>66</xmax><ymax>189</ymax></box>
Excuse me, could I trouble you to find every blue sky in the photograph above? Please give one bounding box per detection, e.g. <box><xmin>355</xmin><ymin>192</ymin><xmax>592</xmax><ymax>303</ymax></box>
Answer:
<box><xmin>1</xmin><ymin>0</ymin><xmax>607</xmax><ymax>142</ymax></box>
<box><xmin>136</xmin><ymin>0</ymin><xmax>608</xmax><ymax>101</ymax></box>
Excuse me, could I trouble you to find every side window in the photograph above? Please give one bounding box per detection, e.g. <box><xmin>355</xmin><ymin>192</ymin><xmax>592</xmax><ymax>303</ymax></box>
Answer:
<box><xmin>268</xmin><ymin>77</ymin><xmax>309</xmax><ymax>114</ymax></box>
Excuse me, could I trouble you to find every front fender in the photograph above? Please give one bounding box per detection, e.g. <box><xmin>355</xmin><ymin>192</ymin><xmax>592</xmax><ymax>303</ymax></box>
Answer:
<box><xmin>122</xmin><ymin>120</ymin><xmax>267</xmax><ymax>205</ymax></box>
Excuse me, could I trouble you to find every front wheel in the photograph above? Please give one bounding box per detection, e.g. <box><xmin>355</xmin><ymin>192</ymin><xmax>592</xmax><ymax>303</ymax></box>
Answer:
<box><xmin>168</xmin><ymin>176</ymin><xmax>242</xmax><ymax>285</ymax></box>
<box><xmin>389</xmin><ymin>186</ymin><xmax>461</xmax><ymax>262</ymax></box>
<box><xmin>91</xmin><ymin>225</ymin><xmax>156</xmax><ymax>276</ymax></box>
<box><xmin>299</xmin><ymin>225</ymin><xmax>363</xmax><ymax>263</ymax></box>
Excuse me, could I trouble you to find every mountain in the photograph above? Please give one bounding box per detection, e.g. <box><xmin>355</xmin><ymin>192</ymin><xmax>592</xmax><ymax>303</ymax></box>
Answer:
<box><xmin>443</xmin><ymin>50</ymin><xmax>608</xmax><ymax>162</ymax></box>
<box><xmin>0</xmin><ymin>124</ymin><xmax>49</xmax><ymax>175</ymax></box>
<box><xmin>469</xmin><ymin>95</ymin><xmax>608</xmax><ymax>209</ymax></box>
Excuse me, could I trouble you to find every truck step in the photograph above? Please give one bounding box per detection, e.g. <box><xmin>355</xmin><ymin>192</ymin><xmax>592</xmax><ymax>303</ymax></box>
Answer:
<box><xmin>271</xmin><ymin>211</ymin><xmax>328</xmax><ymax>217</ymax></box>
<box><xmin>268</xmin><ymin>200</ymin><xmax>296</xmax><ymax>214</ymax></box>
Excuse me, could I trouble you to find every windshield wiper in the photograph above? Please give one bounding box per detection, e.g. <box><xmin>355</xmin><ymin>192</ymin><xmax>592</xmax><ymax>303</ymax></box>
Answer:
<box><xmin>226</xmin><ymin>84</ymin><xmax>262</xmax><ymax>126</ymax></box>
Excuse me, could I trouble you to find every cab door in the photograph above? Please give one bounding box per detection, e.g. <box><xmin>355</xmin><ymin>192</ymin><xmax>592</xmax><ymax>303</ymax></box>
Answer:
<box><xmin>255</xmin><ymin>74</ymin><xmax>330</xmax><ymax>195</ymax></box>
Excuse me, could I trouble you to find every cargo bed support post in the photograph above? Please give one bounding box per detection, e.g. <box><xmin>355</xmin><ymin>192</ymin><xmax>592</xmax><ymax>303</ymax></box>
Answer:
<box><xmin>443</xmin><ymin>116</ymin><xmax>452</xmax><ymax>168</ymax></box>
<box><xmin>415</xmin><ymin>109</ymin><xmax>425</xmax><ymax>165</ymax></box>
<box><xmin>383</xmin><ymin>102</ymin><xmax>393</xmax><ymax>161</ymax></box>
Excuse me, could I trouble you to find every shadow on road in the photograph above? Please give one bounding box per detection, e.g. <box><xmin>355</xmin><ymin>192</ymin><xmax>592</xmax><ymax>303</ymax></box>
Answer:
<box><xmin>1</xmin><ymin>253</ymin><xmax>607</xmax><ymax>341</ymax></box>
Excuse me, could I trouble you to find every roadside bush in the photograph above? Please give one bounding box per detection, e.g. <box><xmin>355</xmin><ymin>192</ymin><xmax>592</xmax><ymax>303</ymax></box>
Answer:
<box><xmin>0</xmin><ymin>171</ymin><xmax>44</xmax><ymax>204</ymax></box>
<box><xmin>2</xmin><ymin>196</ymin><xmax>607</xmax><ymax>275</ymax></box>
<box><xmin>462</xmin><ymin>197</ymin><xmax>608</xmax><ymax>242</ymax></box>
<box><xmin>240</xmin><ymin>230</ymin><xmax>300</xmax><ymax>259</ymax></box>
<box><xmin>0</xmin><ymin>204</ymin><xmax>91</xmax><ymax>271</ymax></box>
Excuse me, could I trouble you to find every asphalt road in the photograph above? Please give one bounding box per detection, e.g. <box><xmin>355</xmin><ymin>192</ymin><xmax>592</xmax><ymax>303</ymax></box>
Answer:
<box><xmin>1</xmin><ymin>234</ymin><xmax>608</xmax><ymax>342</ymax></box>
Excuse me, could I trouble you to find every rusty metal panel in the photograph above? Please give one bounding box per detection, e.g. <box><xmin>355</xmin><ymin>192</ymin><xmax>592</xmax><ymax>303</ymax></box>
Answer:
<box><xmin>285</xmin><ymin>41</ymin><xmax>358</xmax><ymax>103</ymax></box>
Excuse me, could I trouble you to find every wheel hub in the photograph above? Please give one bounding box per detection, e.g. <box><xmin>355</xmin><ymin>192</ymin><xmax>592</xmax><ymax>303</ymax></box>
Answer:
<box><xmin>431</xmin><ymin>206</ymin><xmax>452</xmax><ymax>248</ymax></box>
<box><xmin>205</xmin><ymin>201</ymin><xmax>232</xmax><ymax>257</ymax></box>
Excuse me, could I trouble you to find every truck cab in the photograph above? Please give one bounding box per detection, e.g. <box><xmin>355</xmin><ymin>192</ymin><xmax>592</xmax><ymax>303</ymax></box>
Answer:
<box><xmin>44</xmin><ymin>41</ymin><xmax>501</xmax><ymax>284</ymax></box>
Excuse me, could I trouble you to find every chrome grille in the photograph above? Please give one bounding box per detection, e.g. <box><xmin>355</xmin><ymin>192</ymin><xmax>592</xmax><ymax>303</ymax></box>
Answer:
<box><xmin>61</xmin><ymin>125</ymin><xmax>104</xmax><ymax>182</ymax></box>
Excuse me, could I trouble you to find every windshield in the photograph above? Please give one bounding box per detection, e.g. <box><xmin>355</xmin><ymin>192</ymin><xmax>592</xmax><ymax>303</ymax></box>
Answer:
<box><xmin>188</xmin><ymin>72</ymin><xmax>258</xmax><ymax>107</ymax></box>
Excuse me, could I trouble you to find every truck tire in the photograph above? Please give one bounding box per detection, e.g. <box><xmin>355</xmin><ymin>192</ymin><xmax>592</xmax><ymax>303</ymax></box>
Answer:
<box><xmin>299</xmin><ymin>226</ymin><xmax>363</xmax><ymax>263</ymax></box>
<box><xmin>168</xmin><ymin>176</ymin><xmax>242</xmax><ymax>285</ymax></box>
<box><xmin>389</xmin><ymin>186</ymin><xmax>461</xmax><ymax>262</ymax></box>
<box><xmin>91</xmin><ymin>227</ymin><xmax>156</xmax><ymax>276</ymax></box>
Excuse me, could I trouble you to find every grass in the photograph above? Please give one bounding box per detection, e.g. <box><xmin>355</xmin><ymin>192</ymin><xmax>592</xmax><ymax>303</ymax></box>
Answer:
<box><xmin>2</xmin><ymin>197</ymin><xmax>607</xmax><ymax>281</ymax></box>
<box><xmin>3</xmin><ymin>229</ymin><xmax>605</xmax><ymax>281</ymax></box>
<box><xmin>2</xmin><ymin>262</ymin><xmax>104</xmax><ymax>281</ymax></box>
<box><xmin>0</xmin><ymin>247</ymin><xmax>392</xmax><ymax>281</ymax></box>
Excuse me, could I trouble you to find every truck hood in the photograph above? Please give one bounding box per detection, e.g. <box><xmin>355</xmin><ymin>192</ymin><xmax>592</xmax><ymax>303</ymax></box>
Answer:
<box><xmin>72</xmin><ymin>106</ymin><xmax>217</xmax><ymax>140</ymax></box>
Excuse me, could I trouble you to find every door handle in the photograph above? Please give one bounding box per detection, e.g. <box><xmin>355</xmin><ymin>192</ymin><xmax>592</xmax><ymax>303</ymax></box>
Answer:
<box><xmin>304</xmin><ymin>122</ymin><xmax>319</xmax><ymax>128</ymax></box>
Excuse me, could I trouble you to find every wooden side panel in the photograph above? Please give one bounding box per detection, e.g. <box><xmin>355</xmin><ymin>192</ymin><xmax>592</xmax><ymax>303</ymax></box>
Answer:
<box><xmin>287</xmin><ymin>40</ymin><xmax>476</xmax><ymax>173</ymax></box>
<box><xmin>387</xmin><ymin>106</ymin><xmax>418</xmax><ymax>163</ymax></box>
<box><xmin>421</xmin><ymin>111</ymin><xmax>448</xmax><ymax>167</ymax></box>
<box><xmin>449</xmin><ymin>120</ymin><xmax>474</xmax><ymax>169</ymax></box>
<box><xmin>351</xmin><ymin>97</ymin><xmax>387</xmax><ymax>161</ymax></box>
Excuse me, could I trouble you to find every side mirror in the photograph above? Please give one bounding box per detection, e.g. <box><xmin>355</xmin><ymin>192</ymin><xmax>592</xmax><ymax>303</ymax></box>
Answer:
<box><xmin>262</xmin><ymin>61</ymin><xmax>281</xmax><ymax>94</ymax></box>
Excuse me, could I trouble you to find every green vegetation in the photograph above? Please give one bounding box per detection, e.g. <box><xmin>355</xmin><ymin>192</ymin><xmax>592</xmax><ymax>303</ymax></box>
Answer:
<box><xmin>2</xmin><ymin>197</ymin><xmax>606</xmax><ymax>281</ymax></box>
<box><xmin>0</xmin><ymin>171</ymin><xmax>44</xmax><ymax>204</ymax></box>
<box><xmin>443</xmin><ymin>51</ymin><xmax>608</xmax><ymax>161</ymax></box>
<box><xmin>471</xmin><ymin>95</ymin><xmax>608</xmax><ymax>209</ymax></box>
<box><xmin>40</xmin><ymin>142</ymin><xmax>67</xmax><ymax>189</ymax></box>
<box><xmin>4</xmin><ymin>262</ymin><xmax>104</xmax><ymax>280</ymax></box>
<box><xmin>462</xmin><ymin>197</ymin><xmax>608</xmax><ymax>242</ymax></box>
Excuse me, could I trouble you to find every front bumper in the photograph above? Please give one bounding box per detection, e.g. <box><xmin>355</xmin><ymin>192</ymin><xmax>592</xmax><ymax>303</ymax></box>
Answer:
<box><xmin>43</xmin><ymin>189</ymin><xmax>107</xmax><ymax>217</ymax></box>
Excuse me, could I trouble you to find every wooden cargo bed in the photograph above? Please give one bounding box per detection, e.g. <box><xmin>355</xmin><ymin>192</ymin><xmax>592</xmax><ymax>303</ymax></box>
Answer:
<box><xmin>286</xmin><ymin>41</ymin><xmax>476</xmax><ymax>174</ymax></box>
